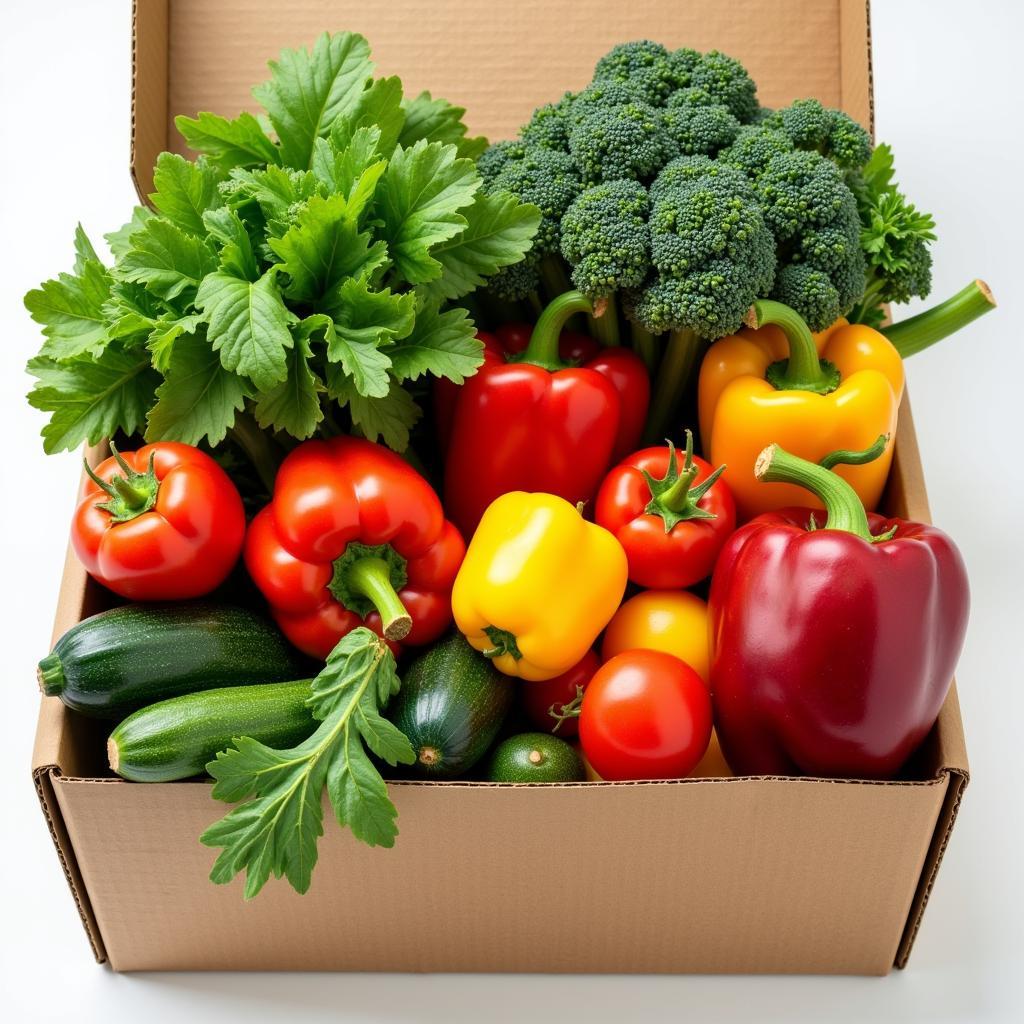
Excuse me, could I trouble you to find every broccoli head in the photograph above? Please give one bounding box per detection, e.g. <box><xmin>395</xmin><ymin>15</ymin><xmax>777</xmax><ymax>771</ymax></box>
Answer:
<box><xmin>720</xmin><ymin>124</ymin><xmax>795</xmax><ymax>178</ymax></box>
<box><xmin>662</xmin><ymin>95</ymin><xmax>740</xmax><ymax>157</ymax></box>
<box><xmin>487</xmin><ymin>252</ymin><xmax>543</xmax><ymax>302</ymax></box>
<box><xmin>568</xmin><ymin>100</ymin><xmax>677</xmax><ymax>184</ymax></box>
<box><xmin>559</xmin><ymin>179</ymin><xmax>651</xmax><ymax>297</ymax></box>
<box><xmin>768</xmin><ymin>98</ymin><xmax>872</xmax><ymax>171</ymax></box>
<box><xmin>518</xmin><ymin>93</ymin><xmax>575</xmax><ymax>152</ymax></box>
<box><xmin>685</xmin><ymin>51</ymin><xmax>760</xmax><ymax>123</ymax></box>
<box><xmin>649</xmin><ymin>155</ymin><xmax>752</xmax><ymax>203</ymax></box>
<box><xmin>592</xmin><ymin>40</ymin><xmax>687</xmax><ymax>105</ymax></box>
<box><xmin>490</xmin><ymin>146</ymin><xmax>582</xmax><ymax>253</ymax></box>
<box><xmin>477</xmin><ymin>140</ymin><xmax>526</xmax><ymax>185</ymax></box>
<box><xmin>755</xmin><ymin>150</ymin><xmax>853</xmax><ymax>241</ymax></box>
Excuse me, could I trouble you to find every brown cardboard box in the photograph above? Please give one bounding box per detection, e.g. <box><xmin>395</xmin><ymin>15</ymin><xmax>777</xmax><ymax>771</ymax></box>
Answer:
<box><xmin>32</xmin><ymin>0</ymin><xmax>969</xmax><ymax>973</ymax></box>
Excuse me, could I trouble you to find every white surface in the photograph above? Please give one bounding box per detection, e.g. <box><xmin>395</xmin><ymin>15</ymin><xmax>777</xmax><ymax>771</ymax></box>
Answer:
<box><xmin>1</xmin><ymin>0</ymin><xmax>1021</xmax><ymax>1020</ymax></box>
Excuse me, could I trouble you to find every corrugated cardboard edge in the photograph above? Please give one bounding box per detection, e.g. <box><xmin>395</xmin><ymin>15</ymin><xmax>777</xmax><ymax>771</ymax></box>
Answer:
<box><xmin>129</xmin><ymin>0</ymin><xmax>168</xmax><ymax>202</ymax></box>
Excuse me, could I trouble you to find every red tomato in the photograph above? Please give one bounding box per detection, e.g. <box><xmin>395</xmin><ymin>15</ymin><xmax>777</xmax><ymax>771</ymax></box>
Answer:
<box><xmin>521</xmin><ymin>650</ymin><xmax>600</xmax><ymax>737</ymax></box>
<box><xmin>72</xmin><ymin>442</ymin><xmax>245</xmax><ymax>600</ymax></box>
<box><xmin>579</xmin><ymin>650</ymin><xmax>712</xmax><ymax>781</ymax></box>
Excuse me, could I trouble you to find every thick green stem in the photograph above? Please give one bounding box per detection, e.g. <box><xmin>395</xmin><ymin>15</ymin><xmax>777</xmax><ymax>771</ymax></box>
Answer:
<box><xmin>37</xmin><ymin>654</ymin><xmax>64</xmax><ymax>696</ymax></box>
<box><xmin>519</xmin><ymin>291</ymin><xmax>594</xmax><ymax>370</ymax></box>
<box><xmin>228</xmin><ymin>410</ymin><xmax>280</xmax><ymax>493</ymax></box>
<box><xmin>630</xmin><ymin>321</ymin><xmax>658</xmax><ymax>373</ymax></box>
<box><xmin>345</xmin><ymin>557</ymin><xmax>412</xmax><ymax>642</ymax></box>
<box><xmin>881</xmin><ymin>280</ymin><xmax>996</xmax><ymax>357</ymax></box>
<box><xmin>539</xmin><ymin>255</ymin><xmax>574</xmax><ymax>304</ymax></box>
<box><xmin>819</xmin><ymin>434</ymin><xmax>888</xmax><ymax>471</ymax></box>
<box><xmin>643</xmin><ymin>328</ymin><xmax>703</xmax><ymax>446</ymax></box>
<box><xmin>755</xmin><ymin>443</ymin><xmax>876</xmax><ymax>540</ymax></box>
<box><xmin>587</xmin><ymin>292</ymin><xmax>620</xmax><ymax>346</ymax></box>
<box><xmin>747</xmin><ymin>300</ymin><xmax>840</xmax><ymax>394</ymax></box>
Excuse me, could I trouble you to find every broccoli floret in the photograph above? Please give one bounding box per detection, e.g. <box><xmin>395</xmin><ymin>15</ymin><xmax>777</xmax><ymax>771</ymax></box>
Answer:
<box><xmin>756</xmin><ymin>150</ymin><xmax>852</xmax><ymax>241</ymax></box>
<box><xmin>720</xmin><ymin>124</ymin><xmax>795</xmax><ymax>178</ymax></box>
<box><xmin>662</xmin><ymin>96</ymin><xmax>740</xmax><ymax>157</ymax></box>
<box><xmin>768</xmin><ymin>99</ymin><xmax>872</xmax><ymax>171</ymax></box>
<box><xmin>650</xmin><ymin>154</ymin><xmax>751</xmax><ymax>203</ymax></box>
<box><xmin>488</xmin><ymin>252</ymin><xmax>542</xmax><ymax>302</ymax></box>
<box><xmin>519</xmin><ymin>93</ymin><xmax>575</xmax><ymax>151</ymax></box>
<box><xmin>569</xmin><ymin>81</ymin><xmax>644</xmax><ymax>122</ymax></box>
<box><xmin>560</xmin><ymin>179</ymin><xmax>650</xmax><ymax>297</ymax></box>
<box><xmin>477</xmin><ymin>140</ymin><xmax>525</xmax><ymax>185</ymax></box>
<box><xmin>491</xmin><ymin>146</ymin><xmax>582</xmax><ymax>253</ymax></box>
<box><xmin>593</xmin><ymin>40</ymin><xmax>687</xmax><ymax>105</ymax></box>
<box><xmin>685</xmin><ymin>51</ymin><xmax>759</xmax><ymax>123</ymax></box>
<box><xmin>568</xmin><ymin>100</ymin><xmax>677</xmax><ymax>184</ymax></box>
<box><xmin>771</xmin><ymin>265</ymin><xmax>847</xmax><ymax>332</ymax></box>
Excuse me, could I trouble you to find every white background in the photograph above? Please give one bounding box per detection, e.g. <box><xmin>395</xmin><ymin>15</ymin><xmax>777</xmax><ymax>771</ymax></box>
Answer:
<box><xmin>1</xmin><ymin>1</ymin><xmax>1021</xmax><ymax>1020</ymax></box>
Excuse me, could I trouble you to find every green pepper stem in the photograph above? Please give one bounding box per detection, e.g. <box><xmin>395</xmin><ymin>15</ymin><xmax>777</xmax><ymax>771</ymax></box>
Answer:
<box><xmin>643</xmin><ymin>327</ymin><xmax>702</xmax><ymax>445</ymax></box>
<box><xmin>755</xmin><ymin>443</ymin><xmax>875</xmax><ymax>540</ymax></box>
<box><xmin>345</xmin><ymin>557</ymin><xmax>412</xmax><ymax>642</ymax></box>
<box><xmin>37</xmin><ymin>653</ymin><xmax>65</xmax><ymax>696</ymax></box>
<box><xmin>819</xmin><ymin>434</ymin><xmax>889</xmax><ymax>471</ymax></box>
<box><xmin>747</xmin><ymin>300</ymin><xmax>840</xmax><ymax>394</ymax></box>
<box><xmin>881</xmin><ymin>280</ymin><xmax>996</xmax><ymax>357</ymax></box>
<box><xmin>588</xmin><ymin>292</ymin><xmax>620</xmax><ymax>346</ymax></box>
<box><xmin>521</xmin><ymin>291</ymin><xmax>595</xmax><ymax>369</ymax></box>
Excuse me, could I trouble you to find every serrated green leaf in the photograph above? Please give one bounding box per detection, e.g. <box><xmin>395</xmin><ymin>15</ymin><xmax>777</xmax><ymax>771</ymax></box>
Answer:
<box><xmin>355</xmin><ymin>701</ymin><xmax>415</xmax><ymax>766</ymax></box>
<box><xmin>146</xmin><ymin>328</ymin><xmax>249</xmax><ymax>445</ymax></box>
<box><xmin>376</xmin><ymin>139</ymin><xmax>478</xmax><ymax>284</ymax></box>
<box><xmin>73</xmin><ymin>224</ymin><xmax>100</xmax><ymax>273</ymax></box>
<box><xmin>330</xmin><ymin>75</ymin><xmax>405</xmax><ymax>156</ymax></box>
<box><xmin>310</xmin><ymin>134</ymin><xmax>386</xmax><ymax>222</ymax></box>
<box><xmin>150</xmin><ymin>153</ymin><xmax>223</xmax><ymax>236</ymax></box>
<box><xmin>203</xmin><ymin>207</ymin><xmax>259</xmax><ymax>281</ymax></box>
<box><xmin>253</xmin><ymin>31</ymin><xmax>375</xmax><ymax>170</ymax></box>
<box><xmin>25</xmin><ymin>259</ymin><xmax>113</xmax><ymax>361</ymax></box>
<box><xmin>101</xmin><ymin>281</ymin><xmax>164</xmax><ymax>341</ymax></box>
<box><xmin>424</xmin><ymin>190</ymin><xmax>541</xmax><ymax>301</ymax></box>
<box><xmin>456</xmin><ymin>135</ymin><xmax>489</xmax><ymax>161</ymax></box>
<box><xmin>175</xmin><ymin>110</ymin><xmax>281</xmax><ymax>172</ymax></box>
<box><xmin>105</xmin><ymin>207</ymin><xmax>154</xmax><ymax>259</ymax></box>
<box><xmin>268</xmin><ymin>193</ymin><xmax>388</xmax><ymax>306</ymax></box>
<box><xmin>146</xmin><ymin>312</ymin><xmax>203</xmax><ymax>372</ymax></box>
<box><xmin>196</xmin><ymin>269</ymin><xmax>294</xmax><ymax>390</ymax></box>
<box><xmin>387</xmin><ymin>301</ymin><xmax>483</xmax><ymax>383</ymax></box>
<box><xmin>336</xmin><ymin>377</ymin><xmax>421</xmax><ymax>451</ymax></box>
<box><xmin>400</xmin><ymin>91</ymin><xmax>469</xmax><ymax>148</ymax></box>
<box><xmin>327</xmin><ymin>731</ymin><xmax>399</xmax><ymax>847</ymax></box>
<box><xmin>252</xmin><ymin>330</ymin><xmax>324</xmax><ymax>439</ymax></box>
<box><xmin>26</xmin><ymin>344</ymin><xmax>160</xmax><ymax>454</ymax></box>
<box><xmin>118</xmin><ymin>218</ymin><xmax>218</xmax><ymax>302</ymax></box>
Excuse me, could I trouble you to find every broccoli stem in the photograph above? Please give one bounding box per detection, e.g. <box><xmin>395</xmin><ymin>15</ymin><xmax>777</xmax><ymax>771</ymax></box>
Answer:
<box><xmin>643</xmin><ymin>328</ymin><xmax>703</xmax><ymax>445</ymax></box>
<box><xmin>630</xmin><ymin>321</ymin><xmax>658</xmax><ymax>373</ymax></box>
<box><xmin>538</xmin><ymin>255</ymin><xmax>574</xmax><ymax>304</ymax></box>
<box><xmin>747</xmin><ymin>300</ymin><xmax>841</xmax><ymax>395</ymax></box>
<box><xmin>881</xmin><ymin>280</ymin><xmax>996</xmax><ymax>358</ymax></box>
<box><xmin>589</xmin><ymin>292</ymin><xmax>621</xmax><ymax>346</ymax></box>
<box><xmin>526</xmin><ymin>291</ymin><xmax>544</xmax><ymax>318</ymax></box>
<box><xmin>519</xmin><ymin>291</ymin><xmax>594</xmax><ymax>370</ymax></box>
<box><xmin>228</xmin><ymin>409</ymin><xmax>280</xmax><ymax>493</ymax></box>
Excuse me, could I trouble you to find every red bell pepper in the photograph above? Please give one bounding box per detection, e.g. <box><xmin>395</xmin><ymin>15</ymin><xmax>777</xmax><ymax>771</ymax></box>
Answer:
<box><xmin>245</xmin><ymin>436</ymin><xmax>464</xmax><ymax>659</ymax></box>
<box><xmin>74</xmin><ymin>441</ymin><xmax>245</xmax><ymax>600</ymax></box>
<box><xmin>708</xmin><ymin>437</ymin><xmax>969</xmax><ymax>778</ymax></box>
<box><xmin>595</xmin><ymin>430</ymin><xmax>736</xmax><ymax>588</ymax></box>
<box><xmin>443</xmin><ymin>292</ymin><xmax>650</xmax><ymax>537</ymax></box>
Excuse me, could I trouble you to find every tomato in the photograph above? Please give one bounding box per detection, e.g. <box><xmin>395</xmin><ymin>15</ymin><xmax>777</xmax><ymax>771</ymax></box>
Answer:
<box><xmin>73</xmin><ymin>442</ymin><xmax>245</xmax><ymax>600</ymax></box>
<box><xmin>602</xmin><ymin>590</ymin><xmax>710</xmax><ymax>683</ymax></box>
<box><xmin>521</xmin><ymin>650</ymin><xmax>600</xmax><ymax>737</ymax></box>
<box><xmin>579</xmin><ymin>650</ymin><xmax>712</xmax><ymax>780</ymax></box>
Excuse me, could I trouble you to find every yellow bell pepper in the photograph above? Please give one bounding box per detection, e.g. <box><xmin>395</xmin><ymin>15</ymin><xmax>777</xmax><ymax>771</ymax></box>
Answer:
<box><xmin>452</xmin><ymin>492</ymin><xmax>627</xmax><ymax>681</ymax></box>
<box><xmin>697</xmin><ymin>300</ymin><xmax>904</xmax><ymax>520</ymax></box>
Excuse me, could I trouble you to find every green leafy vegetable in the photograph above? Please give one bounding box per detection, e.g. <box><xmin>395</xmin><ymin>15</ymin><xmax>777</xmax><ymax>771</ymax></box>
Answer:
<box><xmin>201</xmin><ymin>628</ymin><xmax>415</xmax><ymax>898</ymax></box>
<box><xmin>25</xmin><ymin>31</ymin><xmax>540</xmax><ymax>459</ymax></box>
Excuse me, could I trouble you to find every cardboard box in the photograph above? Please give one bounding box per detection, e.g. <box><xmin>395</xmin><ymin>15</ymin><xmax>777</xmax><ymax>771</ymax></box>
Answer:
<box><xmin>32</xmin><ymin>0</ymin><xmax>969</xmax><ymax>973</ymax></box>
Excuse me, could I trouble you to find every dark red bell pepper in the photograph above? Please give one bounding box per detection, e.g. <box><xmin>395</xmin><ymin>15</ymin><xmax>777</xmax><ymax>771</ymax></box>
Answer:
<box><xmin>245</xmin><ymin>436</ymin><xmax>465</xmax><ymax>659</ymax></box>
<box><xmin>443</xmin><ymin>292</ymin><xmax>650</xmax><ymax>537</ymax></box>
<box><xmin>708</xmin><ymin>437</ymin><xmax>969</xmax><ymax>779</ymax></box>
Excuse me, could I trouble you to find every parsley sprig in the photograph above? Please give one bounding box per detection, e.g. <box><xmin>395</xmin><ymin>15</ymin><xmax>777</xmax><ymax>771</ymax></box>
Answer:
<box><xmin>201</xmin><ymin>628</ymin><xmax>415</xmax><ymax>899</ymax></box>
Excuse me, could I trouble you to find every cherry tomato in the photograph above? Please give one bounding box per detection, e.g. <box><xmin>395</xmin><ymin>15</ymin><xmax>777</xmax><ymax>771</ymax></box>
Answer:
<box><xmin>579</xmin><ymin>650</ymin><xmax>712</xmax><ymax>780</ymax></box>
<box><xmin>521</xmin><ymin>650</ymin><xmax>600</xmax><ymax>737</ymax></box>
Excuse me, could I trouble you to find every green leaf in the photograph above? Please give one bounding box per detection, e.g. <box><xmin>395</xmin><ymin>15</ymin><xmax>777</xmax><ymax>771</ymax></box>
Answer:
<box><xmin>355</xmin><ymin>701</ymin><xmax>415</xmax><ymax>766</ymax></box>
<box><xmin>330</xmin><ymin>75</ymin><xmax>405</xmax><ymax>156</ymax></box>
<box><xmin>118</xmin><ymin>217</ymin><xmax>218</xmax><ymax>302</ymax></box>
<box><xmin>201</xmin><ymin>630</ymin><xmax>411</xmax><ymax>898</ymax></box>
<box><xmin>196</xmin><ymin>269</ymin><xmax>294</xmax><ymax>390</ymax></box>
<box><xmin>252</xmin><ymin>31</ymin><xmax>375</xmax><ymax>170</ymax></box>
<box><xmin>400</xmin><ymin>91</ymin><xmax>474</xmax><ymax>149</ymax></box>
<box><xmin>310</xmin><ymin>132</ymin><xmax>386</xmax><ymax>221</ymax></box>
<box><xmin>424</xmin><ymin>190</ymin><xmax>542</xmax><ymax>301</ymax></box>
<box><xmin>73</xmin><ymin>224</ymin><xmax>100</xmax><ymax>273</ymax></box>
<box><xmin>203</xmin><ymin>207</ymin><xmax>259</xmax><ymax>281</ymax></box>
<box><xmin>175</xmin><ymin>111</ymin><xmax>280</xmax><ymax>172</ymax></box>
<box><xmin>388</xmin><ymin>301</ymin><xmax>483</xmax><ymax>384</ymax></box>
<box><xmin>101</xmin><ymin>281</ymin><xmax>164</xmax><ymax>342</ymax></box>
<box><xmin>339</xmin><ymin>378</ymin><xmax>422</xmax><ymax>451</ymax></box>
<box><xmin>376</xmin><ymin>139</ymin><xmax>478</xmax><ymax>284</ymax></box>
<box><xmin>268</xmin><ymin>193</ymin><xmax>387</xmax><ymax>306</ymax></box>
<box><xmin>25</xmin><ymin>258</ymin><xmax>113</xmax><ymax>361</ymax></box>
<box><xmin>150</xmin><ymin>152</ymin><xmax>223</xmax><ymax>236</ymax></box>
<box><xmin>147</xmin><ymin>312</ymin><xmax>203</xmax><ymax>372</ymax></box>
<box><xmin>146</xmin><ymin>329</ymin><xmax>249</xmax><ymax>445</ymax></box>
<box><xmin>105</xmin><ymin>207</ymin><xmax>154</xmax><ymax>259</ymax></box>
<box><xmin>252</xmin><ymin>330</ymin><xmax>324</xmax><ymax>439</ymax></box>
<box><xmin>222</xmin><ymin>165</ymin><xmax>323</xmax><ymax>239</ymax></box>
<box><xmin>27</xmin><ymin>344</ymin><xmax>160</xmax><ymax>454</ymax></box>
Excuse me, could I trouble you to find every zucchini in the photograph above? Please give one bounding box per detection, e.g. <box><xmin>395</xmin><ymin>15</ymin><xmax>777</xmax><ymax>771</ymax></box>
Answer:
<box><xmin>389</xmin><ymin>633</ymin><xmax>514</xmax><ymax>778</ymax></box>
<box><xmin>108</xmin><ymin>679</ymin><xmax>316</xmax><ymax>782</ymax></box>
<box><xmin>38</xmin><ymin>602</ymin><xmax>306</xmax><ymax>718</ymax></box>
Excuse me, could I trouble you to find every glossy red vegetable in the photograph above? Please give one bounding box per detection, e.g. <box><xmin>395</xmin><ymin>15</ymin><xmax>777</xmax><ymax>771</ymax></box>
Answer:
<box><xmin>595</xmin><ymin>430</ymin><xmax>736</xmax><ymax>588</ymax></box>
<box><xmin>245</xmin><ymin>436</ymin><xmax>464</xmax><ymax>659</ymax></box>
<box><xmin>73</xmin><ymin>442</ymin><xmax>244</xmax><ymax>600</ymax></box>
<box><xmin>443</xmin><ymin>292</ymin><xmax>650</xmax><ymax>537</ymax></box>
<box><xmin>709</xmin><ymin>438</ymin><xmax>970</xmax><ymax>779</ymax></box>
<box><xmin>521</xmin><ymin>649</ymin><xmax>600</xmax><ymax>738</ymax></box>
<box><xmin>574</xmin><ymin>649</ymin><xmax>712</xmax><ymax>781</ymax></box>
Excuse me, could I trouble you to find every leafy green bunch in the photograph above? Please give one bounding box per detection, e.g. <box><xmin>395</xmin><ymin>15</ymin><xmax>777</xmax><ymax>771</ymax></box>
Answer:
<box><xmin>25</xmin><ymin>32</ymin><xmax>540</xmax><ymax>465</ymax></box>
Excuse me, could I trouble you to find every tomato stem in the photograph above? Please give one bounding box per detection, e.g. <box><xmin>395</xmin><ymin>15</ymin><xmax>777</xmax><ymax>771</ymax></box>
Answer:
<box><xmin>549</xmin><ymin>684</ymin><xmax>585</xmax><ymax>733</ymax></box>
<box><xmin>642</xmin><ymin>430</ymin><xmax>723</xmax><ymax>532</ymax></box>
<box><xmin>329</xmin><ymin>542</ymin><xmax>411</xmax><ymax>641</ymax></box>
<box><xmin>84</xmin><ymin>444</ymin><xmax>160</xmax><ymax>523</ymax></box>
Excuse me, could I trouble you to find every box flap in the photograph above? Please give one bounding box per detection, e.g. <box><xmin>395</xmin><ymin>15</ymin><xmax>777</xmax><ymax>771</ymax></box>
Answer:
<box><xmin>131</xmin><ymin>0</ymin><xmax>873</xmax><ymax>197</ymax></box>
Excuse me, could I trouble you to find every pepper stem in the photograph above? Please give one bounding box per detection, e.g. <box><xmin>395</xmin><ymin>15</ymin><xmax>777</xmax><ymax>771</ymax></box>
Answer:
<box><xmin>819</xmin><ymin>434</ymin><xmax>889</xmax><ymax>471</ymax></box>
<box><xmin>519</xmin><ymin>291</ymin><xmax>595</xmax><ymax>370</ymax></box>
<box><xmin>328</xmin><ymin>542</ymin><xmax>411</xmax><ymax>641</ymax></box>
<box><xmin>881</xmin><ymin>280</ymin><xmax>996</xmax><ymax>357</ymax></box>
<box><xmin>755</xmin><ymin>442</ymin><xmax>883</xmax><ymax>541</ymax></box>
<box><xmin>746</xmin><ymin>300</ymin><xmax>841</xmax><ymax>395</ymax></box>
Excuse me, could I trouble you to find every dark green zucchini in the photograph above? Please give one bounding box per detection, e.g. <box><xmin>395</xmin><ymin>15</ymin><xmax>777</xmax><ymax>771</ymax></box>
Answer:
<box><xmin>389</xmin><ymin>633</ymin><xmax>514</xmax><ymax>778</ymax></box>
<box><xmin>108</xmin><ymin>679</ymin><xmax>316</xmax><ymax>782</ymax></box>
<box><xmin>38</xmin><ymin>603</ymin><xmax>306</xmax><ymax>718</ymax></box>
